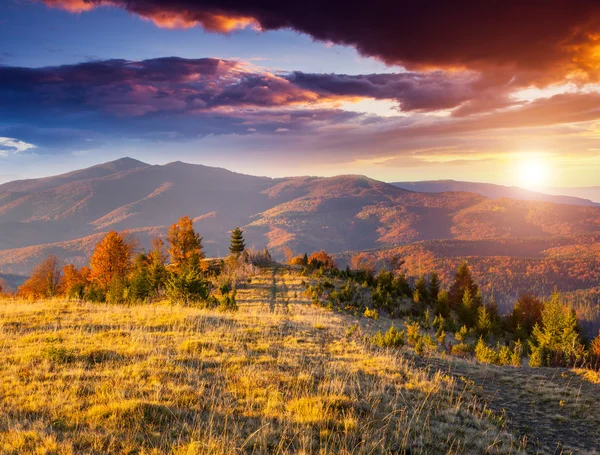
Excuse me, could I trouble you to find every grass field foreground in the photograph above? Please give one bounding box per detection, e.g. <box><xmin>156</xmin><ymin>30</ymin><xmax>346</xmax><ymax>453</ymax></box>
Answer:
<box><xmin>0</xmin><ymin>270</ymin><xmax>525</xmax><ymax>454</ymax></box>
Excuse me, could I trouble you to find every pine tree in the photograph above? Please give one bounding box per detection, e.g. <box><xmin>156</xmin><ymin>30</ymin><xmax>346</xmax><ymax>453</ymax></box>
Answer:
<box><xmin>167</xmin><ymin>216</ymin><xmax>204</xmax><ymax>272</ymax></box>
<box><xmin>476</xmin><ymin>305</ymin><xmax>493</xmax><ymax>339</ymax></box>
<box><xmin>529</xmin><ymin>293</ymin><xmax>585</xmax><ymax>367</ymax></box>
<box><xmin>429</xmin><ymin>271</ymin><xmax>441</xmax><ymax>302</ymax></box>
<box><xmin>129</xmin><ymin>252</ymin><xmax>150</xmax><ymax>301</ymax></box>
<box><xmin>448</xmin><ymin>261</ymin><xmax>479</xmax><ymax>309</ymax></box>
<box><xmin>147</xmin><ymin>237</ymin><xmax>167</xmax><ymax>296</ymax></box>
<box><xmin>415</xmin><ymin>276</ymin><xmax>429</xmax><ymax>304</ymax></box>
<box><xmin>229</xmin><ymin>227</ymin><xmax>246</xmax><ymax>256</ymax></box>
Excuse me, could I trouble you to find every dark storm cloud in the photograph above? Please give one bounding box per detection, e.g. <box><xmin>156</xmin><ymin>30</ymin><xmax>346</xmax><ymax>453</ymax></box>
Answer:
<box><xmin>43</xmin><ymin>0</ymin><xmax>600</xmax><ymax>84</ymax></box>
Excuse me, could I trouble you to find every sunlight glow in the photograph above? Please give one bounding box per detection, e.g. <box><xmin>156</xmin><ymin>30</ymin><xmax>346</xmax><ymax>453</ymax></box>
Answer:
<box><xmin>516</xmin><ymin>156</ymin><xmax>552</xmax><ymax>189</ymax></box>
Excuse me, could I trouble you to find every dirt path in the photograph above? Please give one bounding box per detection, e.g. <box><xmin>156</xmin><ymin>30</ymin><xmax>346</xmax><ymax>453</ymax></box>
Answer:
<box><xmin>415</xmin><ymin>355</ymin><xmax>600</xmax><ymax>454</ymax></box>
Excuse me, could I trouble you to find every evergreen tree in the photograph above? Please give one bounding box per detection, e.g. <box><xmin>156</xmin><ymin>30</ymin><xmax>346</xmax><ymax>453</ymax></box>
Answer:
<box><xmin>458</xmin><ymin>286</ymin><xmax>478</xmax><ymax>328</ymax></box>
<box><xmin>147</xmin><ymin>237</ymin><xmax>168</xmax><ymax>296</ymax></box>
<box><xmin>129</xmin><ymin>252</ymin><xmax>150</xmax><ymax>301</ymax></box>
<box><xmin>229</xmin><ymin>227</ymin><xmax>246</xmax><ymax>256</ymax></box>
<box><xmin>476</xmin><ymin>305</ymin><xmax>493</xmax><ymax>339</ymax></box>
<box><xmin>529</xmin><ymin>293</ymin><xmax>585</xmax><ymax>367</ymax></box>
<box><xmin>429</xmin><ymin>271</ymin><xmax>441</xmax><ymax>302</ymax></box>
<box><xmin>415</xmin><ymin>276</ymin><xmax>429</xmax><ymax>304</ymax></box>
<box><xmin>448</xmin><ymin>261</ymin><xmax>480</xmax><ymax>309</ymax></box>
<box><xmin>434</xmin><ymin>288</ymin><xmax>451</xmax><ymax>318</ymax></box>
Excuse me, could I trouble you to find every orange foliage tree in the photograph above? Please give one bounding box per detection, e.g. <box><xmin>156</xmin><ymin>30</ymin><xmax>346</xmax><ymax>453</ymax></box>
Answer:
<box><xmin>61</xmin><ymin>264</ymin><xmax>89</xmax><ymax>298</ymax></box>
<box><xmin>167</xmin><ymin>216</ymin><xmax>205</xmax><ymax>271</ymax></box>
<box><xmin>89</xmin><ymin>231</ymin><xmax>134</xmax><ymax>290</ymax></box>
<box><xmin>18</xmin><ymin>255</ymin><xmax>63</xmax><ymax>299</ymax></box>
<box><xmin>308</xmin><ymin>250</ymin><xmax>336</xmax><ymax>270</ymax></box>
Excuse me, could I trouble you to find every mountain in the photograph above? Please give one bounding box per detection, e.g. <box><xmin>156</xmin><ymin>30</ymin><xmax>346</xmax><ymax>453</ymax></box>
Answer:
<box><xmin>546</xmin><ymin>186</ymin><xmax>600</xmax><ymax>204</ymax></box>
<box><xmin>2</xmin><ymin>159</ymin><xmax>600</xmax><ymax>286</ymax></box>
<box><xmin>392</xmin><ymin>180</ymin><xmax>600</xmax><ymax>207</ymax></box>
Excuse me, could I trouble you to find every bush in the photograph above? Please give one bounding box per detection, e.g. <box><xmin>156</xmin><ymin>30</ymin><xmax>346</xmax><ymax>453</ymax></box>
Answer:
<box><xmin>363</xmin><ymin>307</ymin><xmax>379</xmax><ymax>320</ymax></box>
<box><xmin>166</xmin><ymin>268</ymin><xmax>209</xmax><ymax>305</ymax></box>
<box><xmin>475</xmin><ymin>337</ymin><xmax>498</xmax><ymax>364</ymax></box>
<box><xmin>371</xmin><ymin>325</ymin><xmax>405</xmax><ymax>348</ymax></box>
<box><xmin>405</xmin><ymin>321</ymin><xmax>421</xmax><ymax>347</ymax></box>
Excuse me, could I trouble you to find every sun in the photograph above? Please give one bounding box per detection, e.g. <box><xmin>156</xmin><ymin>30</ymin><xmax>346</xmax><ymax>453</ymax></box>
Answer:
<box><xmin>516</xmin><ymin>156</ymin><xmax>551</xmax><ymax>190</ymax></box>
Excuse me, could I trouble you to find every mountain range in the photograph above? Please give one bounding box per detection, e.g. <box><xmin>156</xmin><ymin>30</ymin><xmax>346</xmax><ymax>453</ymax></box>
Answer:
<box><xmin>1</xmin><ymin>157</ymin><xmax>599</xmax><ymax>321</ymax></box>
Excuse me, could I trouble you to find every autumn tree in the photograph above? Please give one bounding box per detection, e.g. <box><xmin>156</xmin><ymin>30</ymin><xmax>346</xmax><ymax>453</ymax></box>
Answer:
<box><xmin>308</xmin><ymin>250</ymin><xmax>336</xmax><ymax>270</ymax></box>
<box><xmin>18</xmin><ymin>255</ymin><xmax>63</xmax><ymax>299</ymax></box>
<box><xmin>61</xmin><ymin>264</ymin><xmax>88</xmax><ymax>299</ymax></box>
<box><xmin>167</xmin><ymin>216</ymin><xmax>205</xmax><ymax>272</ymax></box>
<box><xmin>166</xmin><ymin>217</ymin><xmax>208</xmax><ymax>304</ymax></box>
<box><xmin>89</xmin><ymin>231</ymin><xmax>134</xmax><ymax>291</ymax></box>
<box><xmin>229</xmin><ymin>227</ymin><xmax>246</xmax><ymax>257</ymax></box>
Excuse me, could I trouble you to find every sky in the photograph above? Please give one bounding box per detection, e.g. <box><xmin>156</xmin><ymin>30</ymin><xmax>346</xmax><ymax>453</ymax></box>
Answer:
<box><xmin>1</xmin><ymin>1</ymin><xmax>600</xmax><ymax>189</ymax></box>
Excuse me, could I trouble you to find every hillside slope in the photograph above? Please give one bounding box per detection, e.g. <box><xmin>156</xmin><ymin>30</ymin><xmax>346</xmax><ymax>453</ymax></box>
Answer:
<box><xmin>0</xmin><ymin>269</ymin><xmax>598</xmax><ymax>454</ymax></box>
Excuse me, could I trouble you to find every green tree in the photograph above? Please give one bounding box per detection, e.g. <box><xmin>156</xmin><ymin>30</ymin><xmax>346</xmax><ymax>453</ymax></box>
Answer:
<box><xmin>428</xmin><ymin>271</ymin><xmax>441</xmax><ymax>302</ymax></box>
<box><xmin>476</xmin><ymin>305</ymin><xmax>493</xmax><ymax>339</ymax></box>
<box><xmin>147</xmin><ymin>237</ymin><xmax>168</xmax><ymax>296</ymax></box>
<box><xmin>415</xmin><ymin>276</ymin><xmax>429</xmax><ymax>304</ymax></box>
<box><xmin>229</xmin><ymin>227</ymin><xmax>246</xmax><ymax>256</ymax></box>
<box><xmin>129</xmin><ymin>253</ymin><xmax>150</xmax><ymax>301</ymax></box>
<box><xmin>448</xmin><ymin>261</ymin><xmax>480</xmax><ymax>309</ymax></box>
<box><xmin>529</xmin><ymin>293</ymin><xmax>585</xmax><ymax>367</ymax></box>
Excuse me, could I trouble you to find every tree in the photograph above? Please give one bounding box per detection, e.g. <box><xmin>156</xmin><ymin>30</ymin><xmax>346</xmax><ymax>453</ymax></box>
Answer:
<box><xmin>457</xmin><ymin>286</ymin><xmax>479</xmax><ymax>328</ymax></box>
<box><xmin>415</xmin><ymin>276</ymin><xmax>429</xmax><ymax>304</ymax></box>
<box><xmin>18</xmin><ymin>255</ymin><xmax>63</xmax><ymax>299</ymax></box>
<box><xmin>510</xmin><ymin>293</ymin><xmax>544</xmax><ymax>336</ymax></box>
<box><xmin>147</xmin><ymin>237</ymin><xmax>168</xmax><ymax>296</ymax></box>
<box><xmin>129</xmin><ymin>253</ymin><xmax>151</xmax><ymax>301</ymax></box>
<box><xmin>308</xmin><ymin>250</ymin><xmax>336</xmax><ymax>270</ymax></box>
<box><xmin>529</xmin><ymin>293</ymin><xmax>585</xmax><ymax>367</ymax></box>
<box><xmin>429</xmin><ymin>271</ymin><xmax>441</xmax><ymax>302</ymax></box>
<box><xmin>476</xmin><ymin>305</ymin><xmax>493</xmax><ymax>339</ymax></box>
<box><xmin>167</xmin><ymin>216</ymin><xmax>205</xmax><ymax>272</ymax></box>
<box><xmin>61</xmin><ymin>264</ymin><xmax>87</xmax><ymax>299</ymax></box>
<box><xmin>229</xmin><ymin>227</ymin><xmax>246</xmax><ymax>257</ymax></box>
<box><xmin>89</xmin><ymin>231</ymin><xmax>134</xmax><ymax>291</ymax></box>
<box><xmin>449</xmin><ymin>261</ymin><xmax>480</xmax><ymax>309</ymax></box>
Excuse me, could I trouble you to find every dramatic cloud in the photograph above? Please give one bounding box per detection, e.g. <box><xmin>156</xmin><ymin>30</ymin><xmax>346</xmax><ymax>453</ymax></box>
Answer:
<box><xmin>41</xmin><ymin>0</ymin><xmax>600</xmax><ymax>84</ymax></box>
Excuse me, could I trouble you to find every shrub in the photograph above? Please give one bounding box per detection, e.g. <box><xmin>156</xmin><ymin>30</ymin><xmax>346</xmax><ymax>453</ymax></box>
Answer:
<box><xmin>371</xmin><ymin>325</ymin><xmax>405</xmax><ymax>348</ymax></box>
<box><xmin>405</xmin><ymin>321</ymin><xmax>421</xmax><ymax>347</ymax></box>
<box><xmin>363</xmin><ymin>307</ymin><xmax>379</xmax><ymax>320</ymax></box>
<box><xmin>475</xmin><ymin>337</ymin><xmax>498</xmax><ymax>364</ymax></box>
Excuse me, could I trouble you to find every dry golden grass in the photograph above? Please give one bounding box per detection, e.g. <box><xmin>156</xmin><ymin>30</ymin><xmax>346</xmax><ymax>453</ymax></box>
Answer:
<box><xmin>0</xmin><ymin>269</ymin><xmax>524</xmax><ymax>454</ymax></box>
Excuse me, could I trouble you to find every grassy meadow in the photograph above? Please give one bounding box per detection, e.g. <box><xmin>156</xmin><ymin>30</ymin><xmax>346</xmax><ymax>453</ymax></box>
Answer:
<box><xmin>0</xmin><ymin>268</ymin><xmax>598</xmax><ymax>454</ymax></box>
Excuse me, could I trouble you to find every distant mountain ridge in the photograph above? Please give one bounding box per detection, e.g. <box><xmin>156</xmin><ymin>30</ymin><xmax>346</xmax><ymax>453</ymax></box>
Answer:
<box><xmin>1</xmin><ymin>158</ymin><xmax>600</xmax><ymax>279</ymax></box>
<box><xmin>392</xmin><ymin>180</ymin><xmax>600</xmax><ymax>207</ymax></box>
